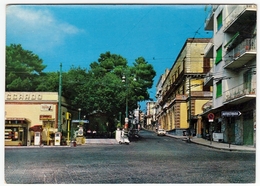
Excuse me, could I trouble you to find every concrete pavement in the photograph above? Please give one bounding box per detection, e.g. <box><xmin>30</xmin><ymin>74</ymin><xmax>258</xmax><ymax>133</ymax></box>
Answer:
<box><xmin>84</xmin><ymin>138</ymin><xmax>118</xmax><ymax>145</ymax></box>
<box><xmin>166</xmin><ymin>133</ymin><xmax>256</xmax><ymax>152</ymax></box>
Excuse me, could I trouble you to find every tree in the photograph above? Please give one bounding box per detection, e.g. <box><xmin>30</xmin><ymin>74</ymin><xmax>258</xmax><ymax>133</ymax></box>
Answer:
<box><xmin>6</xmin><ymin>44</ymin><xmax>47</xmax><ymax>91</ymax></box>
<box><xmin>35</xmin><ymin>72</ymin><xmax>59</xmax><ymax>92</ymax></box>
<box><xmin>85</xmin><ymin>52</ymin><xmax>156</xmax><ymax>125</ymax></box>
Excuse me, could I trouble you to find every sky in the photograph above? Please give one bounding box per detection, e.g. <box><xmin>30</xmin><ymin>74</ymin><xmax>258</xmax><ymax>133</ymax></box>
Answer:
<box><xmin>5</xmin><ymin>4</ymin><xmax>213</xmax><ymax>98</ymax></box>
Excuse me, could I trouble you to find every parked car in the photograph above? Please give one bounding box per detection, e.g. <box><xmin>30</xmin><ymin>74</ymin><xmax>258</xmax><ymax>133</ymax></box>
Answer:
<box><xmin>157</xmin><ymin>129</ymin><xmax>166</xmax><ymax>136</ymax></box>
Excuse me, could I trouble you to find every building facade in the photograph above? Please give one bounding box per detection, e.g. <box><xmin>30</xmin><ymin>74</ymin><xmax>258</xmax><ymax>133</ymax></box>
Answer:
<box><xmin>5</xmin><ymin>92</ymin><xmax>71</xmax><ymax>146</ymax></box>
<box><xmin>202</xmin><ymin>5</ymin><xmax>256</xmax><ymax>146</ymax></box>
<box><xmin>145</xmin><ymin>101</ymin><xmax>156</xmax><ymax>130</ymax></box>
<box><xmin>156</xmin><ymin>38</ymin><xmax>212</xmax><ymax>137</ymax></box>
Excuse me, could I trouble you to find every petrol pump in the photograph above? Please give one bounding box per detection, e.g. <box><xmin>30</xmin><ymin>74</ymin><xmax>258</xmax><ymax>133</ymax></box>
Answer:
<box><xmin>34</xmin><ymin>132</ymin><xmax>41</xmax><ymax>146</ymax></box>
<box><xmin>54</xmin><ymin>132</ymin><xmax>61</xmax><ymax>146</ymax></box>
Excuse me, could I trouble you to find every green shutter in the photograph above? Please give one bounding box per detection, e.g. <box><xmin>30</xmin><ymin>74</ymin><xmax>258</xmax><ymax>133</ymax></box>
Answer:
<box><xmin>217</xmin><ymin>12</ymin><xmax>223</xmax><ymax>30</ymax></box>
<box><xmin>215</xmin><ymin>47</ymin><xmax>222</xmax><ymax>64</ymax></box>
<box><xmin>216</xmin><ymin>81</ymin><xmax>222</xmax><ymax>97</ymax></box>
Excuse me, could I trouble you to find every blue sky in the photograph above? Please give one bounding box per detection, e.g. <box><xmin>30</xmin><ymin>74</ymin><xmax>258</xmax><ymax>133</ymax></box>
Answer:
<box><xmin>6</xmin><ymin>3</ymin><xmax>213</xmax><ymax>105</ymax></box>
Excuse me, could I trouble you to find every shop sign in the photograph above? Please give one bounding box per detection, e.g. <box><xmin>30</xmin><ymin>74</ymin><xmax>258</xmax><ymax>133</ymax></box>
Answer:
<box><xmin>41</xmin><ymin>104</ymin><xmax>53</xmax><ymax>111</ymax></box>
<box><xmin>6</xmin><ymin>93</ymin><xmax>42</xmax><ymax>100</ymax></box>
<box><xmin>6</xmin><ymin>117</ymin><xmax>26</xmax><ymax>121</ymax></box>
<box><xmin>221</xmin><ymin>111</ymin><xmax>241</xmax><ymax>117</ymax></box>
<box><xmin>39</xmin><ymin>115</ymin><xmax>52</xmax><ymax>120</ymax></box>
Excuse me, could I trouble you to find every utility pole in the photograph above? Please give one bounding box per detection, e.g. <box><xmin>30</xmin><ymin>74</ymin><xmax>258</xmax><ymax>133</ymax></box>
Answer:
<box><xmin>58</xmin><ymin>63</ymin><xmax>62</xmax><ymax>132</ymax></box>
<box><xmin>188</xmin><ymin>76</ymin><xmax>192</xmax><ymax>142</ymax></box>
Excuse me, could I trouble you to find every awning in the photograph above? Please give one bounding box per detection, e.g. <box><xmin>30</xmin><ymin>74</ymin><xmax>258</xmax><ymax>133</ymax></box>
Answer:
<box><xmin>224</xmin><ymin>32</ymin><xmax>240</xmax><ymax>48</ymax></box>
<box><xmin>5</xmin><ymin>117</ymin><xmax>30</xmax><ymax>122</ymax></box>
<box><xmin>29</xmin><ymin>125</ymin><xmax>43</xmax><ymax>132</ymax></box>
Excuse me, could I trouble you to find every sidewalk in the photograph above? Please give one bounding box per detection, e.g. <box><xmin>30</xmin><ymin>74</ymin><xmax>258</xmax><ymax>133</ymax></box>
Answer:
<box><xmin>84</xmin><ymin>138</ymin><xmax>118</xmax><ymax>145</ymax></box>
<box><xmin>166</xmin><ymin>133</ymin><xmax>256</xmax><ymax>152</ymax></box>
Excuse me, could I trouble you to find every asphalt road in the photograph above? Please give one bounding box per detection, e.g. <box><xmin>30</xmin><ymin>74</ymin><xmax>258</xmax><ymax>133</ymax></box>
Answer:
<box><xmin>4</xmin><ymin>130</ymin><xmax>256</xmax><ymax>184</ymax></box>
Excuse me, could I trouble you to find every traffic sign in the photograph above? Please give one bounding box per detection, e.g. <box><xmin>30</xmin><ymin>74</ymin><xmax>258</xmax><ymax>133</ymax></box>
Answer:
<box><xmin>221</xmin><ymin>111</ymin><xmax>241</xmax><ymax>117</ymax></box>
<box><xmin>208</xmin><ymin>113</ymin><xmax>214</xmax><ymax>122</ymax></box>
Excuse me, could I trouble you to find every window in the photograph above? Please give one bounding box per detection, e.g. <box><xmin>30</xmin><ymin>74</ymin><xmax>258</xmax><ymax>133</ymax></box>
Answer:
<box><xmin>217</xmin><ymin>12</ymin><xmax>223</xmax><ymax>31</ymax></box>
<box><xmin>216</xmin><ymin>81</ymin><xmax>222</xmax><ymax>98</ymax></box>
<box><xmin>215</xmin><ymin>46</ymin><xmax>222</xmax><ymax>64</ymax></box>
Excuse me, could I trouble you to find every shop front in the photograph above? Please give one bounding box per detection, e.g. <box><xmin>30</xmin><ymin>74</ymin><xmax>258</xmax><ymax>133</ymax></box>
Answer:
<box><xmin>5</xmin><ymin>118</ymin><xmax>29</xmax><ymax>146</ymax></box>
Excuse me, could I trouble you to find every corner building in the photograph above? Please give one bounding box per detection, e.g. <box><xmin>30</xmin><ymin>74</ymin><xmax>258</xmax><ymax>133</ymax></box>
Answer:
<box><xmin>157</xmin><ymin>38</ymin><xmax>212</xmax><ymax>137</ymax></box>
<box><xmin>5</xmin><ymin>92</ymin><xmax>70</xmax><ymax>146</ymax></box>
<box><xmin>202</xmin><ymin>5</ymin><xmax>256</xmax><ymax>146</ymax></box>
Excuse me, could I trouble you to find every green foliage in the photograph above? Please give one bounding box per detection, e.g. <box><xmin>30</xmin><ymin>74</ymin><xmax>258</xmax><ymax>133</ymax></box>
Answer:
<box><xmin>5</xmin><ymin>45</ymin><xmax>156</xmax><ymax>132</ymax></box>
<box><xmin>6</xmin><ymin>44</ymin><xmax>47</xmax><ymax>91</ymax></box>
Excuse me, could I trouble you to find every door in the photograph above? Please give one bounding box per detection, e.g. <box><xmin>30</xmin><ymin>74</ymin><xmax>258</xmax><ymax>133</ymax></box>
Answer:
<box><xmin>243</xmin><ymin>112</ymin><xmax>254</xmax><ymax>145</ymax></box>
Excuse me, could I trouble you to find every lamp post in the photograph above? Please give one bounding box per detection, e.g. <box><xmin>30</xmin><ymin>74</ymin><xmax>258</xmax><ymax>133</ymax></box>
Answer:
<box><xmin>188</xmin><ymin>76</ymin><xmax>203</xmax><ymax>141</ymax></box>
<box><xmin>122</xmin><ymin>73</ymin><xmax>136</xmax><ymax>131</ymax></box>
<box><xmin>78</xmin><ymin>108</ymin><xmax>81</xmax><ymax>123</ymax></box>
<box><xmin>188</xmin><ymin>77</ymin><xmax>192</xmax><ymax>141</ymax></box>
<box><xmin>58</xmin><ymin>63</ymin><xmax>62</xmax><ymax>132</ymax></box>
<box><xmin>122</xmin><ymin>75</ymin><xmax>129</xmax><ymax>132</ymax></box>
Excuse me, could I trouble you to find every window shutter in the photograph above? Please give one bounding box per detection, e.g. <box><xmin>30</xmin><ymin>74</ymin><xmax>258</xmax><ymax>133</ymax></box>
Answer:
<box><xmin>216</xmin><ymin>81</ymin><xmax>222</xmax><ymax>97</ymax></box>
<box><xmin>217</xmin><ymin>12</ymin><xmax>223</xmax><ymax>30</ymax></box>
<box><xmin>215</xmin><ymin>47</ymin><xmax>222</xmax><ymax>64</ymax></box>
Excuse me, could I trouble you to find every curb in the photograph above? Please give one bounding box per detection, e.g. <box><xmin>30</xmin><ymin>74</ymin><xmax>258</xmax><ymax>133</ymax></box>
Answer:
<box><xmin>165</xmin><ymin>134</ymin><xmax>255</xmax><ymax>152</ymax></box>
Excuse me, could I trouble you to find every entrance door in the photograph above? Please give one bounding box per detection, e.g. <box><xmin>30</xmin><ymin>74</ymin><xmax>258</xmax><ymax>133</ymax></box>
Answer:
<box><xmin>243</xmin><ymin>112</ymin><xmax>253</xmax><ymax>145</ymax></box>
<box><xmin>19</xmin><ymin>127</ymin><xmax>27</xmax><ymax>146</ymax></box>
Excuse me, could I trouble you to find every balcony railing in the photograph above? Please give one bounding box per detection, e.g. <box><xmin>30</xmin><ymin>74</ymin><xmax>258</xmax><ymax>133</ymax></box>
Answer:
<box><xmin>223</xmin><ymin>5</ymin><xmax>257</xmax><ymax>32</ymax></box>
<box><xmin>202</xmin><ymin>100</ymin><xmax>213</xmax><ymax>113</ymax></box>
<box><xmin>204</xmin><ymin>38</ymin><xmax>214</xmax><ymax>58</ymax></box>
<box><xmin>224</xmin><ymin>37</ymin><xmax>256</xmax><ymax>68</ymax></box>
<box><xmin>204</xmin><ymin>5</ymin><xmax>218</xmax><ymax>30</ymax></box>
<box><xmin>204</xmin><ymin>68</ymin><xmax>214</xmax><ymax>86</ymax></box>
<box><xmin>223</xmin><ymin>82</ymin><xmax>256</xmax><ymax>103</ymax></box>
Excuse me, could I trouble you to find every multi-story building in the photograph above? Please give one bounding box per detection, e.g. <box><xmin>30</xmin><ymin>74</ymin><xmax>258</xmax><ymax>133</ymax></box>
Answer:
<box><xmin>202</xmin><ymin>5</ymin><xmax>256</xmax><ymax>146</ymax></box>
<box><xmin>145</xmin><ymin>101</ymin><xmax>156</xmax><ymax>130</ymax></box>
<box><xmin>157</xmin><ymin>38</ymin><xmax>212</xmax><ymax>137</ymax></box>
<box><xmin>155</xmin><ymin>69</ymin><xmax>169</xmax><ymax>129</ymax></box>
<box><xmin>5</xmin><ymin>92</ymin><xmax>74</xmax><ymax>146</ymax></box>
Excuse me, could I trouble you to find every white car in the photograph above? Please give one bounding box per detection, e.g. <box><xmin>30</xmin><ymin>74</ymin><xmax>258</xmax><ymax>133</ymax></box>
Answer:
<box><xmin>157</xmin><ymin>129</ymin><xmax>166</xmax><ymax>136</ymax></box>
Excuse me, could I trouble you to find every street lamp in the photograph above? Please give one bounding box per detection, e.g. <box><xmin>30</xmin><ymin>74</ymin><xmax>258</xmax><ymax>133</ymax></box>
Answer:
<box><xmin>78</xmin><ymin>108</ymin><xmax>81</xmax><ymax>122</ymax></box>
<box><xmin>188</xmin><ymin>76</ymin><xmax>203</xmax><ymax>141</ymax></box>
<box><xmin>122</xmin><ymin>75</ymin><xmax>129</xmax><ymax>131</ymax></box>
<box><xmin>122</xmin><ymin>73</ymin><xmax>136</xmax><ymax>134</ymax></box>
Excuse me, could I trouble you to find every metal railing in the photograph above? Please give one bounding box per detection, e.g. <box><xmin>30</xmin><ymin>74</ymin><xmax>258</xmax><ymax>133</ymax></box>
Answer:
<box><xmin>223</xmin><ymin>5</ymin><xmax>257</xmax><ymax>31</ymax></box>
<box><xmin>204</xmin><ymin>5</ymin><xmax>218</xmax><ymax>29</ymax></box>
<box><xmin>224</xmin><ymin>37</ymin><xmax>256</xmax><ymax>65</ymax></box>
<box><xmin>223</xmin><ymin>82</ymin><xmax>256</xmax><ymax>102</ymax></box>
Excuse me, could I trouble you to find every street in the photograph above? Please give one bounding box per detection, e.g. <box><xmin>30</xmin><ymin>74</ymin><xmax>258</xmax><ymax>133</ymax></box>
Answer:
<box><xmin>5</xmin><ymin>130</ymin><xmax>255</xmax><ymax>184</ymax></box>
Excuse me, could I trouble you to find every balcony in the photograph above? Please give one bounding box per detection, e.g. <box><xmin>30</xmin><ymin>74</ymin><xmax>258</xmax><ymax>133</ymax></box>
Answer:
<box><xmin>204</xmin><ymin>5</ymin><xmax>218</xmax><ymax>30</ymax></box>
<box><xmin>224</xmin><ymin>37</ymin><xmax>256</xmax><ymax>69</ymax></box>
<box><xmin>204</xmin><ymin>68</ymin><xmax>214</xmax><ymax>86</ymax></box>
<box><xmin>191</xmin><ymin>91</ymin><xmax>212</xmax><ymax>98</ymax></box>
<box><xmin>202</xmin><ymin>100</ymin><xmax>213</xmax><ymax>113</ymax></box>
<box><xmin>223</xmin><ymin>82</ymin><xmax>256</xmax><ymax>105</ymax></box>
<box><xmin>223</xmin><ymin>5</ymin><xmax>256</xmax><ymax>33</ymax></box>
<box><xmin>204</xmin><ymin>38</ymin><xmax>214</xmax><ymax>58</ymax></box>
